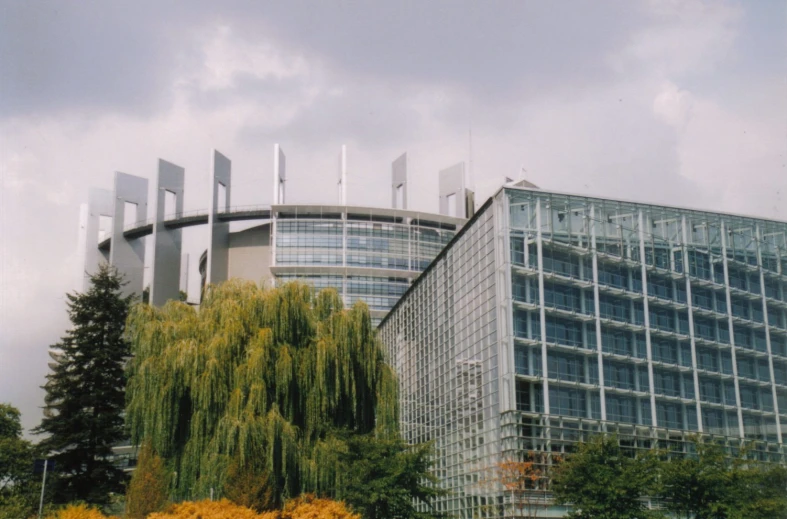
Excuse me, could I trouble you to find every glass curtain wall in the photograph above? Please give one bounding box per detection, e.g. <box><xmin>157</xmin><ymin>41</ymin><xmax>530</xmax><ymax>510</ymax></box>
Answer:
<box><xmin>506</xmin><ymin>188</ymin><xmax>787</xmax><ymax>461</ymax></box>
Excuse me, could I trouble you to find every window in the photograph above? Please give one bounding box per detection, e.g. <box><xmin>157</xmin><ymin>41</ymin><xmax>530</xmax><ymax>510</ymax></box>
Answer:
<box><xmin>657</xmin><ymin>401</ymin><xmax>683</xmax><ymax>429</ymax></box>
<box><xmin>606</xmin><ymin>395</ymin><xmax>637</xmax><ymax>424</ymax></box>
<box><xmin>164</xmin><ymin>189</ymin><xmax>176</xmax><ymax>217</ymax></box>
<box><xmin>217</xmin><ymin>182</ymin><xmax>227</xmax><ymax>212</ymax></box>
<box><xmin>550</xmin><ymin>387</ymin><xmax>588</xmax><ymax>418</ymax></box>
<box><xmin>98</xmin><ymin>214</ymin><xmax>112</xmax><ymax>242</ymax></box>
<box><xmin>123</xmin><ymin>201</ymin><xmax>137</xmax><ymax>227</ymax></box>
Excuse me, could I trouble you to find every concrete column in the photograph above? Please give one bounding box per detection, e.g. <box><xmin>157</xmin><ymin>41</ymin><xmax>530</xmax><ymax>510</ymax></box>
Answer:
<box><xmin>338</xmin><ymin>145</ymin><xmax>347</xmax><ymax>206</ymax></box>
<box><xmin>207</xmin><ymin>150</ymin><xmax>231</xmax><ymax>285</ymax></box>
<box><xmin>756</xmin><ymin>225</ymin><xmax>783</xmax><ymax>443</ymax></box>
<box><xmin>536</xmin><ymin>198</ymin><xmax>550</xmax><ymax>415</ymax></box>
<box><xmin>638</xmin><ymin>210</ymin><xmax>659</xmax><ymax>427</ymax></box>
<box><xmin>78</xmin><ymin>188</ymin><xmax>113</xmax><ymax>292</ymax></box>
<box><xmin>721</xmin><ymin>221</ymin><xmax>746</xmax><ymax>439</ymax></box>
<box><xmin>439</xmin><ymin>162</ymin><xmax>474</xmax><ymax>219</ymax></box>
<box><xmin>392</xmin><ymin>152</ymin><xmax>408</xmax><ymax>210</ymax></box>
<box><xmin>109</xmin><ymin>172</ymin><xmax>148</xmax><ymax>298</ymax></box>
<box><xmin>682</xmin><ymin>216</ymin><xmax>704</xmax><ymax>432</ymax></box>
<box><xmin>150</xmin><ymin>159</ymin><xmax>185</xmax><ymax>306</ymax></box>
<box><xmin>273</xmin><ymin>144</ymin><xmax>286</xmax><ymax>204</ymax></box>
<box><xmin>590</xmin><ymin>204</ymin><xmax>608</xmax><ymax>422</ymax></box>
<box><xmin>494</xmin><ymin>190</ymin><xmax>516</xmax><ymax>412</ymax></box>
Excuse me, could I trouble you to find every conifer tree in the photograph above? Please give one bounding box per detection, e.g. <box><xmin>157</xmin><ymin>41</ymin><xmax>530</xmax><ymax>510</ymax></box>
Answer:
<box><xmin>34</xmin><ymin>264</ymin><xmax>133</xmax><ymax>505</ymax></box>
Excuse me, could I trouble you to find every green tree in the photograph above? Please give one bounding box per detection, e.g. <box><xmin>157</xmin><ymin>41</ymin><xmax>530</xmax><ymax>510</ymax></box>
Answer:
<box><xmin>126</xmin><ymin>441</ymin><xmax>170</xmax><ymax>519</ymax></box>
<box><xmin>0</xmin><ymin>403</ymin><xmax>37</xmax><ymax>519</ymax></box>
<box><xmin>660</xmin><ymin>440</ymin><xmax>730</xmax><ymax>519</ymax></box>
<box><xmin>0</xmin><ymin>404</ymin><xmax>41</xmax><ymax>519</ymax></box>
<box><xmin>727</xmin><ymin>461</ymin><xmax>787</xmax><ymax>519</ymax></box>
<box><xmin>552</xmin><ymin>435</ymin><xmax>661</xmax><ymax>519</ymax></box>
<box><xmin>0</xmin><ymin>404</ymin><xmax>33</xmax><ymax>490</ymax></box>
<box><xmin>34</xmin><ymin>264</ymin><xmax>133</xmax><ymax>505</ymax></box>
<box><xmin>125</xmin><ymin>280</ymin><xmax>398</xmax><ymax>504</ymax></box>
<box><xmin>222</xmin><ymin>458</ymin><xmax>276</xmax><ymax>512</ymax></box>
<box><xmin>660</xmin><ymin>438</ymin><xmax>787</xmax><ymax>519</ymax></box>
<box><xmin>338</xmin><ymin>434</ymin><xmax>446</xmax><ymax>519</ymax></box>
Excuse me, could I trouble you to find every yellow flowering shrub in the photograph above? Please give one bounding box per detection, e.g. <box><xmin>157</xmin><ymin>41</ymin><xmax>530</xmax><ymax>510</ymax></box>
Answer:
<box><xmin>45</xmin><ymin>503</ymin><xmax>119</xmax><ymax>519</ymax></box>
<box><xmin>260</xmin><ymin>494</ymin><xmax>360</xmax><ymax>519</ymax></box>
<box><xmin>146</xmin><ymin>499</ymin><xmax>260</xmax><ymax>519</ymax></box>
<box><xmin>144</xmin><ymin>495</ymin><xmax>357</xmax><ymax>519</ymax></box>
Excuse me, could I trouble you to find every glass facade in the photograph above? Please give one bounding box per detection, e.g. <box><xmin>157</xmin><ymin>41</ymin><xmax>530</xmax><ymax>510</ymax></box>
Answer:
<box><xmin>272</xmin><ymin>207</ymin><xmax>459</xmax><ymax>324</ymax></box>
<box><xmin>379</xmin><ymin>187</ymin><xmax>787</xmax><ymax>518</ymax></box>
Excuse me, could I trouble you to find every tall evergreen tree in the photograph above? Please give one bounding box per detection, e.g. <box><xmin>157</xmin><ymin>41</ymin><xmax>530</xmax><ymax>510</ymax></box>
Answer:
<box><xmin>34</xmin><ymin>264</ymin><xmax>133</xmax><ymax>505</ymax></box>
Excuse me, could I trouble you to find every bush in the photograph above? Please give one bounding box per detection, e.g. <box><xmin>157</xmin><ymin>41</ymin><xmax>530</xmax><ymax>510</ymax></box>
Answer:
<box><xmin>260</xmin><ymin>494</ymin><xmax>359</xmax><ymax>519</ymax></box>
<box><xmin>45</xmin><ymin>503</ymin><xmax>118</xmax><ymax>519</ymax></box>
<box><xmin>144</xmin><ymin>496</ymin><xmax>357</xmax><ymax>519</ymax></box>
<box><xmin>222</xmin><ymin>460</ymin><xmax>275</xmax><ymax>512</ymax></box>
<box><xmin>147</xmin><ymin>499</ymin><xmax>261</xmax><ymax>519</ymax></box>
<box><xmin>126</xmin><ymin>442</ymin><xmax>170</xmax><ymax>518</ymax></box>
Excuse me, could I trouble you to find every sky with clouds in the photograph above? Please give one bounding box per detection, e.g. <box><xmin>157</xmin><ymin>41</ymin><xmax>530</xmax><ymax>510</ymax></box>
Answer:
<box><xmin>1</xmin><ymin>0</ymin><xmax>785</xmax><ymax>435</ymax></box>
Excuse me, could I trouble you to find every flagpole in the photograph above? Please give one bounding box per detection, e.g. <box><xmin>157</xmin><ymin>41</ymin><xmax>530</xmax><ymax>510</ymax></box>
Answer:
<box><xmin>38</xmin><ymin>459</ymin><xmax>48</xmax><ymax>519</ymax></box>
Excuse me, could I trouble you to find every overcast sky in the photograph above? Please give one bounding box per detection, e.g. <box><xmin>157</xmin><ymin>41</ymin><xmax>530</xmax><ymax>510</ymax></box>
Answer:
<box><xmin>1</xmin><ymin>0</ymin><xmax>786</xmax><ymax>435</ymax></box>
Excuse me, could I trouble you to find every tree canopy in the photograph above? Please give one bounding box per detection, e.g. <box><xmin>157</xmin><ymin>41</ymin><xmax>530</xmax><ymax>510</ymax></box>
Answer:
<box><xmin>34</xmin><ymin>264</ymin><xmax>133</xmax><ymax>505</ymax></box>
<box><xmin>125</xmin><ymin>442</ymin><xmax>170</xmax><ymax>519</ymax></box>
<box><xmin>0</xmin><ymin>403</ymin><xmax>32</xmax><ymax>492</ymax></box>
<box><xmin>338</xmin><ymin>434</ymin><xmax>446</xmax><ymax>519</ymax></box>
<box><xmin>0</xmin><ymin>403</ymin><xmax>37</xmax><ymax>519</ymax></box>
<box><xmin>125</xmin><ymin>280</ymin><xmax>398</xmax><ymax>504</ymax></box>
<box><xmin>659</xmin><ymin>439</ymin><xmax>787</xmax><ymax>519</ymax></box>
<box><xmin>551</xmin><ymin>435</ymin><xmax>660</xmax><ymax>519</ymax></box>
<box><xmin>552</xmin><ymin>435</ymin><xmax>787</xmax><ymax>519</ymax></box>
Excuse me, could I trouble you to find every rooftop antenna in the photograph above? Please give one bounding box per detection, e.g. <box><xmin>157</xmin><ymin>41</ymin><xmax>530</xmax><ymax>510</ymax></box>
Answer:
<box><xmin>338</xmin><ymin>145</ymin><xmax>347</xmax><ymax>205</ymax></box>
<box><xmin>468</xmin><ymin>127</ymin><xmax>474</xmax><ymax>192</ymax></box>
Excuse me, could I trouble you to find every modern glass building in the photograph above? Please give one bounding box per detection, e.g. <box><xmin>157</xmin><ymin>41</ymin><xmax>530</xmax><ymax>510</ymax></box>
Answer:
<box><xmin>81</xmin><ymin>147</ymin><xmax>470</xmax><ymax>324</ymax></box>
<box><xmin>378</xmin><ymin>185</ymin><xmax>787</xmax><ymax>518</ymax></box>
<box><xmin>261</xmin><ymin>204</ymin><xmax>460</xmax><ymax>324</ymax></box>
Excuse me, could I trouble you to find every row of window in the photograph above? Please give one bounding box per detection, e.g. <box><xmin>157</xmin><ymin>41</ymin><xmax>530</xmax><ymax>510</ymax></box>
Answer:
<box><xmin>516</xmin><ymin>379</ymin><xmax>784</xmax><ymax>439</ymax></box>
<box><xmin>513</xmin><ymin>284</ymin><xmax>787</xmax><ymax>356</ymax></box>
<box><xmin>276</xmin><ymin>220</ymin><xmax>455</xmax><ymax>243</ymax></box>
<box><xmin>511</xmin><ymin>239</ymin><xmax>787</xmax><ymax>302</ymax></box>
<box><xmin>275</xmin><ymin>252</ymin><xmax>433</xmax><ymax>271</ymax></box>
<box><xmin>517</xmin><ymin>341</ymin><xmax>787</xmax><ymax>396</ymax></box>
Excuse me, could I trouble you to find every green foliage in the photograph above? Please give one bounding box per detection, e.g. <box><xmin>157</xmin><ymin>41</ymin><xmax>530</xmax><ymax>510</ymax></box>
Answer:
<box><xmin>0</xmin><ymin>404</ymin><xmax>22</xmax><ymax>439</ymax></box>
<box><xmin>553</xmin><ymin>435</ymin><xmax>787</xmax><ymax>519</ymax></box>
<box><xmin>659</xmin><ymin>438</ymin><xmax>787</xmax><ymax>519</ymax></box>
<box><xmin>34</xmin><ymin>264</ymin><xmax>132</xmax><ymax>505</ymax></box>
<box><xmin>0</xmin><ymin>403</ymin><xmax>38</xmax><ymax>519</ymax></box>
<box><xmin>727</xmin><ymin>462</ymin><xmax>787</xmax><ymax>519</ymax></box>
<box><xmin>338</xmin><ymin>434</ymin><xmax>447</xmax><ymax>519</ymax></box>
<box><xmin>125</xmin><ymin>442</ymin><xmax>170</xmax><ymax>519</ymax></box>
<box><xmin>0</xmin><ymin>403</ymin><xmax>34</xmax><ymax>492</ymax></box>
<box><xmin>126</xmin><ymin>280</ymin><xmax>399</xmax><ymax>504</ymax></box>
<box><xmin>223</xmin><ymin>458</ymin><xmax>276</xmax><ymax>512</ymax></box>
<box><xmin>660</xmin><ymin>440</ymin><xmax>729</xmax><ymax>519</ymax></box>
<box><xmin>552</xmin><ymin>435</ymin><xmax>661</xmax><ymax>519</ymax></box>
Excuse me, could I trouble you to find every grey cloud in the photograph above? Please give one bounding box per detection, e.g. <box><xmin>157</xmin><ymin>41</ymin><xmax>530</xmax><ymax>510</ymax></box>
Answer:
<box><xmin>0</xmin><ymin>1</ymin><xmax>202</xmax><ymax>117</ymax></box>
<box><xmin>229</xmin><ymin>0</ymin><xmax>648</xmax><ymax>98</ymax></box>
<box><xmin>1</xmin><ymin>0</ymin><xmax>650</xmax><ymax>118</ymax></box>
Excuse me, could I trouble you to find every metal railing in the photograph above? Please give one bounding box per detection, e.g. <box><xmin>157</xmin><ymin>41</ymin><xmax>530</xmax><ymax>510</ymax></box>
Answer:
<box><xmin>123</xmin><ymin>217</ymin><xmax>154</xmax><ymax>232</ymax></box>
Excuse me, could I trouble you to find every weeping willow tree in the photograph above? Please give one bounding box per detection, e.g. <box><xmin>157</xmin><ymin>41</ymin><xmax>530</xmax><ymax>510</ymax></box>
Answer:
<box><xmin>125</xmin><ymin>280</ymin><xmax>398</xmax><ymax>503</ymax></box>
